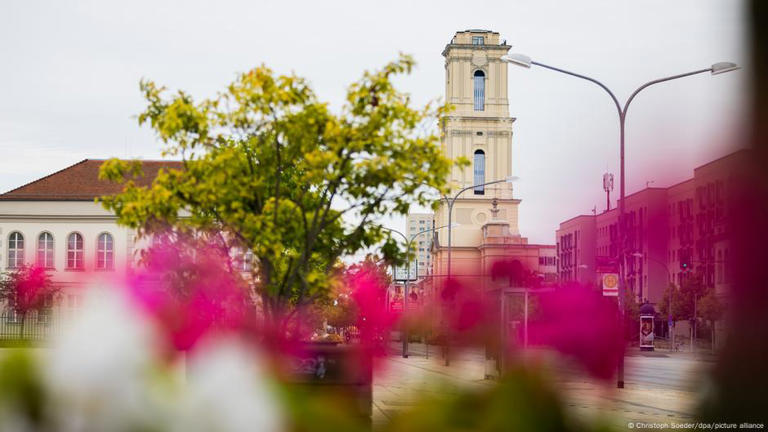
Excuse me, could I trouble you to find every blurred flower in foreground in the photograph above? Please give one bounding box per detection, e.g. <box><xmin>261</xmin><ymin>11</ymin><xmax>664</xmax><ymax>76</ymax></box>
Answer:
<box><xmin>530</xmin><ymin>285</ymin><xmax>623</xmax><ymax>380</ymax></box>
<box><xmin>1</xmin><ymin>284</ymin><xmax>283</xmax><ymax>432</ymax></box>
<box><xmin>45</xmin><ymin>286</ymin><xmax>160</xmax><ymax>432</ymax></box>
<box><xmin>348</xmin><ymin>263</ymin><xmax>397</xmax><ymax>359</ymax></box>
<box><xmin>384</xmin><ymin>365</ymin><xmax>575</xmax><ymax>432</ymax></box>
<box><xmin>171</xmin><ymin>339</ymin><xmax>282</xmax><ymax>432</ymax></box>
<box><xmin>126</xmin><ymin>237</ymin><xmax>251</xmax><ymax>354</ymax></box>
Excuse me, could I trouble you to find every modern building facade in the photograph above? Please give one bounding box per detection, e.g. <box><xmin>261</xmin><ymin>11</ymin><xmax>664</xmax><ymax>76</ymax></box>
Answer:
<box><xmin>556</xmin><ymin>150</ymin><xmax>746</xmax><ymax>305</ymax></box>
<box><xmin>555</xmin><ymin>215</ymin><xmax>597</xmax><ymax>285</ymax></box>
<box><xmin>405</xmin><ymin>213</ymin><xmax>435</xmax><ymax>278</ymax></box>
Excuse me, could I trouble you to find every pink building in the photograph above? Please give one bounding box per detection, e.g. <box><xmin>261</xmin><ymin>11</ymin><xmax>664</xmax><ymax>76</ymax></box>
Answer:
<box><xmin>556</xmin><ymin>150</ymin><xmax>747</xmax><ymax>307</ymax></box>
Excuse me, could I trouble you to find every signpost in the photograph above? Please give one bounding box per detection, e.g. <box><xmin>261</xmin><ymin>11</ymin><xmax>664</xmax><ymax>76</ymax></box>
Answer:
<box><xmin>394</xmin><ymin>261</ymin><xmax>417</xmax><ymax>282</ymax></box>
<box><xmin>602</xmin><ymin>273</ymin><xmax>619</xmax><ymax>297</ymax></box>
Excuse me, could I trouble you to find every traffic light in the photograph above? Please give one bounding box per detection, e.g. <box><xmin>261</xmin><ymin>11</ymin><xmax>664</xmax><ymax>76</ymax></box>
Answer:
<box><xmin>680</xmin><ymin>258</ymin><xmax>690</xmax><ymax>271</ymax></box>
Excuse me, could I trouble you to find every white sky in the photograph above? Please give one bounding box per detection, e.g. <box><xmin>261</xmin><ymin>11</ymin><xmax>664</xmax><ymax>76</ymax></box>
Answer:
<box><xmin>0</xmin><ymin>0</ymin><xmax>748</xmax><ymax>247</ymax></box>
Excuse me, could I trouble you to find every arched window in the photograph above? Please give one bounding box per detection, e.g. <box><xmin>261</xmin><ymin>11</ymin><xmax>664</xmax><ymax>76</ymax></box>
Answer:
<box><xmin>473</xmin><ymin>70</ymin><xmax>485</xmax><ymax>111</ymax></box>
<box><xmin>474</xmin><ymin>150</ymin><xmax>485</xmax><ymax>195</ymax></box>
<box><xmin>7</xmin><ymin>232</ymin><xmax>24</xmax><ymax>269</ymax></box>
<box><xmin>97</xmin><ymin>233</ymin><xmax>114</xmax><ymax>270</ymax></box>
<box><xmin>67</xmin><ymin>233</ymin><xmax>84</xmax><ymax>270</ymax></box>
<box><xmin>37</xmin><ymin>232</ymin><xmax>54</xmax><ymax>268</ymax></box>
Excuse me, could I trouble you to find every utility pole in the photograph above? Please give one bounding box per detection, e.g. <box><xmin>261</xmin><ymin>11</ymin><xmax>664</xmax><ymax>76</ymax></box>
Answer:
<box><xmin>603</xmin><ymin>173</ymin><xmax>614</xmax><ymax>212</ymax></box>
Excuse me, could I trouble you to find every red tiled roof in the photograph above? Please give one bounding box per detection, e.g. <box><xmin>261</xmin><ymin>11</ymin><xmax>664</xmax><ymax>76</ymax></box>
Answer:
<box><xmin>0</xmin><ymin>159</ymin><xmax>183</xmax><ymax>201</ymax></box>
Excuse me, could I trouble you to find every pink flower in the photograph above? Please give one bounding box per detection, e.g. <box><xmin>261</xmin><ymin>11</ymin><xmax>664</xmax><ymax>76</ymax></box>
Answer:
<box><xmin>529</xmin><ymin>286</ymin><xmax>623</xmax><ymax>380</ymax></box>
<box><xmin>126</xmin><ymin>239</ymin><xmax>250</xmax><ymax>353</ymax></box>
<box><xmin>348</xmin><ymin>267</ymin><xmax>397</xmax><ymax>357</ymax></box>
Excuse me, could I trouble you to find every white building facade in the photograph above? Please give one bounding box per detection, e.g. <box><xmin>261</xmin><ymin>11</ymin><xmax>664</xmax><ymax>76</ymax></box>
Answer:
<box><xmin>0</xmin><ymin>159</ymin><xmax>180</xmax><ymax>313</ymax></box>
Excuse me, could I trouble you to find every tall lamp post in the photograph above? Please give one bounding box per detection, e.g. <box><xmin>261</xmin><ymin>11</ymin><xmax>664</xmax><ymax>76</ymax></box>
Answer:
<box><xmin>441</xmin><ymin>175</ymin><xmax>518</xmax><ymax>366</ymax></box>
<box><xmin>502</xmin><ymin>53</ymin><xmax>739</xmax><ymax>388</ymax></box>
<box><xmin>445</xmin><ymin>176</ymin><xmax>518</xmax><ymax>283</ymax></box>
<box><xmin>632</xmin><ymin>252</ymin><xmax>675</xmax><ymax>350</ymax></box>
<box><xmin>383</xmin><ymin>223</ymin><xmax>456</xmax><ymax>358</ymax></box>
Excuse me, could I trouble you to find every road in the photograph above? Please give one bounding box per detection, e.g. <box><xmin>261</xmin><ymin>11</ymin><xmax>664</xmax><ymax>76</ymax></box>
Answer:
<box><xmin>373</xmin><ymin>342</ymin><xmax>712</xmax><ymax>429</ymax></box>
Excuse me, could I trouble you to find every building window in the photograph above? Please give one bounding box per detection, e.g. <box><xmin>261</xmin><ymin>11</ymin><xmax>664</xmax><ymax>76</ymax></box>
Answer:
<box><xmin>474</xmin><ymin>150</ymin><xmax>485</xmax><ymax>195</ymax></box>
<box><xmin>7</xmin><ymin>232</ymin><xmax>24</xmax><ymax>269</ymax></box>
<box><xmin>473</xmin><ymin>70</ymin><xmax>485</xmax><ymax>111</ymax></box>
<box><xmin>37</xmin><ymin>232</ymin><xmax>54</xmax><ymax>269</ymax></box>
<box><xmin>472</xmin><ymin>36</ymin><xmax>484</xmax><ymax>45</ymax></box>
<box><xmin>67</xmin><ymin>233</ymin><xmax>84</xmax><ymax>270</ymax></box>
<box><xmin>97</xmin><ymin>233</ymin><xmax>114</xmax><ymax>270</ymax></box>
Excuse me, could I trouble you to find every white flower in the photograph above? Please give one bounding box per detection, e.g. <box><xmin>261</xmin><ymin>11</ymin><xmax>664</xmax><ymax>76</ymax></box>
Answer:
<box><xmin>171</xmin><ymin>338</ymin><xmax>283</xmax><ymax>432</ymax></box>
<box><xmin>44</xmin><ymin>284</ymin><xmax>161</xmax><ymax>432</ymax></box>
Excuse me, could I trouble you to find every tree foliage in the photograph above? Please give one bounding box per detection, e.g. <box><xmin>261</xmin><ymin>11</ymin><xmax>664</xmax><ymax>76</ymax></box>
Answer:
<box><xmin>0</xmin><ymin>266</ymin><xmax>57</xmax><ymax>339</ymax></box>
<box><xmin>99</xmin><ymin>55</ymin><xmax>452</xmax><ymax>318</ymax></box>
<box><xmin>657</xmin><ymin>274</ymin><xmax>724</xmax><ymax>323</ymax></box>
<box><xmin>0</xmin><ymin>266</ymin><xmax>56</xmax><ymax>315</ymax></box>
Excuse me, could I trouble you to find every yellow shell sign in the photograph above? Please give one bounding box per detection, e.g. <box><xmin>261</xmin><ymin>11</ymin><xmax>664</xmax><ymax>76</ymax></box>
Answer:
<box><xmin>602</xmin><ymin>273</ymin><xmax>619</xmax><ymax>296</ymax></box>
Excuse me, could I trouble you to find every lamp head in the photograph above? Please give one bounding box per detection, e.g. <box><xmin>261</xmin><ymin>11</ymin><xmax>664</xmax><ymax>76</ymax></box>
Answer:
<box><xmin>505</xmin><ymin>175</ymin><xmax>520</xmax><ymax>183</ymax></box>
<box><xmin>711</xmin><ymin>62</ymin><xmax>740</xmax><ymax>75</ymax></box>
<box><xmin>501</xmin><ymin>53</ymin><xmax>532</xmax><ymax>68</ymax></box>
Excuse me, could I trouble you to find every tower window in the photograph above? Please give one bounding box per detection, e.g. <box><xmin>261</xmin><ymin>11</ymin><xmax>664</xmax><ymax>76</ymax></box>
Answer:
<box><xmin>473</xmin><ymin>70</ymin><xmax>485</xmax><ymax>111</ymax></box>
<box><xmin>472</xmin><ymin>36</ymin><xmax>484</xmax><ymax>45</ymax></box>
<box><xmin>474</xmin><ymin>150</ymin><xmax>485</xmax><ymax>195</ymax></box>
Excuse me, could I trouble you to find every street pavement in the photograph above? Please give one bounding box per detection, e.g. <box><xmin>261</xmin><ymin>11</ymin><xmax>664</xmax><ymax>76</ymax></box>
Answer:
<box><xmin>373</xmin><ymin>342</ymin><xmax>712</xmax><ymax>429</ymax></box>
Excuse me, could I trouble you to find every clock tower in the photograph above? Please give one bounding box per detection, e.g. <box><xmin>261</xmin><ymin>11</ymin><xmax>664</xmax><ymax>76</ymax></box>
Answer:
<box><xmin>435</xmin><ymin>30</ymin><xmax>521</xmax><ymax>253</ymax></box>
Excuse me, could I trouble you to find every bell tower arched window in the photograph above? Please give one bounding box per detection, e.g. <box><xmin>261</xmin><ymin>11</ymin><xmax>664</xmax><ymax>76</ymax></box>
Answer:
<box><xmin>473</xmin><ymin>70</ymin><xmax>485</xmax><ymax>111</ymax></box>
<box><xmin>474</xmin><ymin>150</ymin><xmax>485</xmax><ymax>195</ymax></box>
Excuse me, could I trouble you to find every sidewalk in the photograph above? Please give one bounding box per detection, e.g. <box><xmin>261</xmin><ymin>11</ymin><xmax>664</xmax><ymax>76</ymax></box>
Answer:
<box><xmin>373</xmin><ymin>342</ymin><xmax>705</xmax><ymax>429</ymax></box>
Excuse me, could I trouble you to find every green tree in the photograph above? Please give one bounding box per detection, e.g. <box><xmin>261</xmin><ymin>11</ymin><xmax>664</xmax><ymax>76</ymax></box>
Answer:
<box><xmin>674</xmin><ymin>274</ymin><xmax>707</xmax><ymax>322</ymax></box>
<box><xmin>99</xmin><ymin>56</ymin><xmax>452</xmax><ymax>325</ymax></box>
<box><xmin>657</xmin><ymin>283</ymin><xmax>687</xmax><ymax>321</ymax></box>
<box><xmin>698</xmin><ymin>288</ymin><xmax>725</xmax><ymax>349</ymax></box>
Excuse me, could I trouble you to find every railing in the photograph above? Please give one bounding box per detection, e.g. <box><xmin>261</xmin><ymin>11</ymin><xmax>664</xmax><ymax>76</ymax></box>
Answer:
<box><xmin>0</xmin><ymin>310</ymin><xmax>59</xmax><ymax>343</ymax></box>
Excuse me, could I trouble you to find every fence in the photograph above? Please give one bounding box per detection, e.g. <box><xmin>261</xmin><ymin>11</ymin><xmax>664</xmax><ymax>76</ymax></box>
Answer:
<box><xmin>0</xmin><ymin>309</ymin><xmax>59</xmax><ymax>343</ymax></box>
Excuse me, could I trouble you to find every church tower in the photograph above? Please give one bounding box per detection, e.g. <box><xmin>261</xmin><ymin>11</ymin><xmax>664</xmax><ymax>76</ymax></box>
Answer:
<box><xmin>435</xmin><ymin>30</ymin><xmax>521</xmax><ymax>253</ymax></box>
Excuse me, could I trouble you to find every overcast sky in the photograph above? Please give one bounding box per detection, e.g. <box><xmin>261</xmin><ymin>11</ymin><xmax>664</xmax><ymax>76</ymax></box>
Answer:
<box><xmin>0</xmin><ymin>0</ymin><xmax>748</xmax><ymax>246</ymax></box>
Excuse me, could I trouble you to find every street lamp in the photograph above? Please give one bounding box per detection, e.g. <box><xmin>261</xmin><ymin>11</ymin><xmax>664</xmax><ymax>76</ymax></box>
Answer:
<box><xmin>502</xmin><ymin>53</ymin><xmax>739</xmax><ymax>388</ymax></box>
<box><xmin>441</xmin><ymin>175</ymin><xmax>518</xmax><ymax>366</ymax></box>
<box><xmin>383</xmin><ymin>223</ymin><xmax>457</xmax><ymax>358</ymax></box>
<box><xmin>632</xmin><ymin>252</ymin><xmax>675</xmax><ymax>351</ymax></box>
<box><xmin>445</xmin><ymin>176</ymin><xmax>519</xmax><ymax>283</ymax></box>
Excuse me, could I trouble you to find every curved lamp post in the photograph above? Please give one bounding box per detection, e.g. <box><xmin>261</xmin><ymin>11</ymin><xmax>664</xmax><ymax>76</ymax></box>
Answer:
<box><xmin>441</xmin><ymin>175</ymin><xmax>518</xmax><ymax>366</ymax></box>
<box><xmin>445</xmin><ymin>176</ymin><xmax>519</xmax><ymax>282</ymax></box>
<box><xmin>503</xmin><ymin>53</ymin><xmax>739</xmax><ymax>388</ymax></box>
<box><xmin>383</xmin><ymin>223</ymin><xmax>457</xmax><ymax>358</ymax></box>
